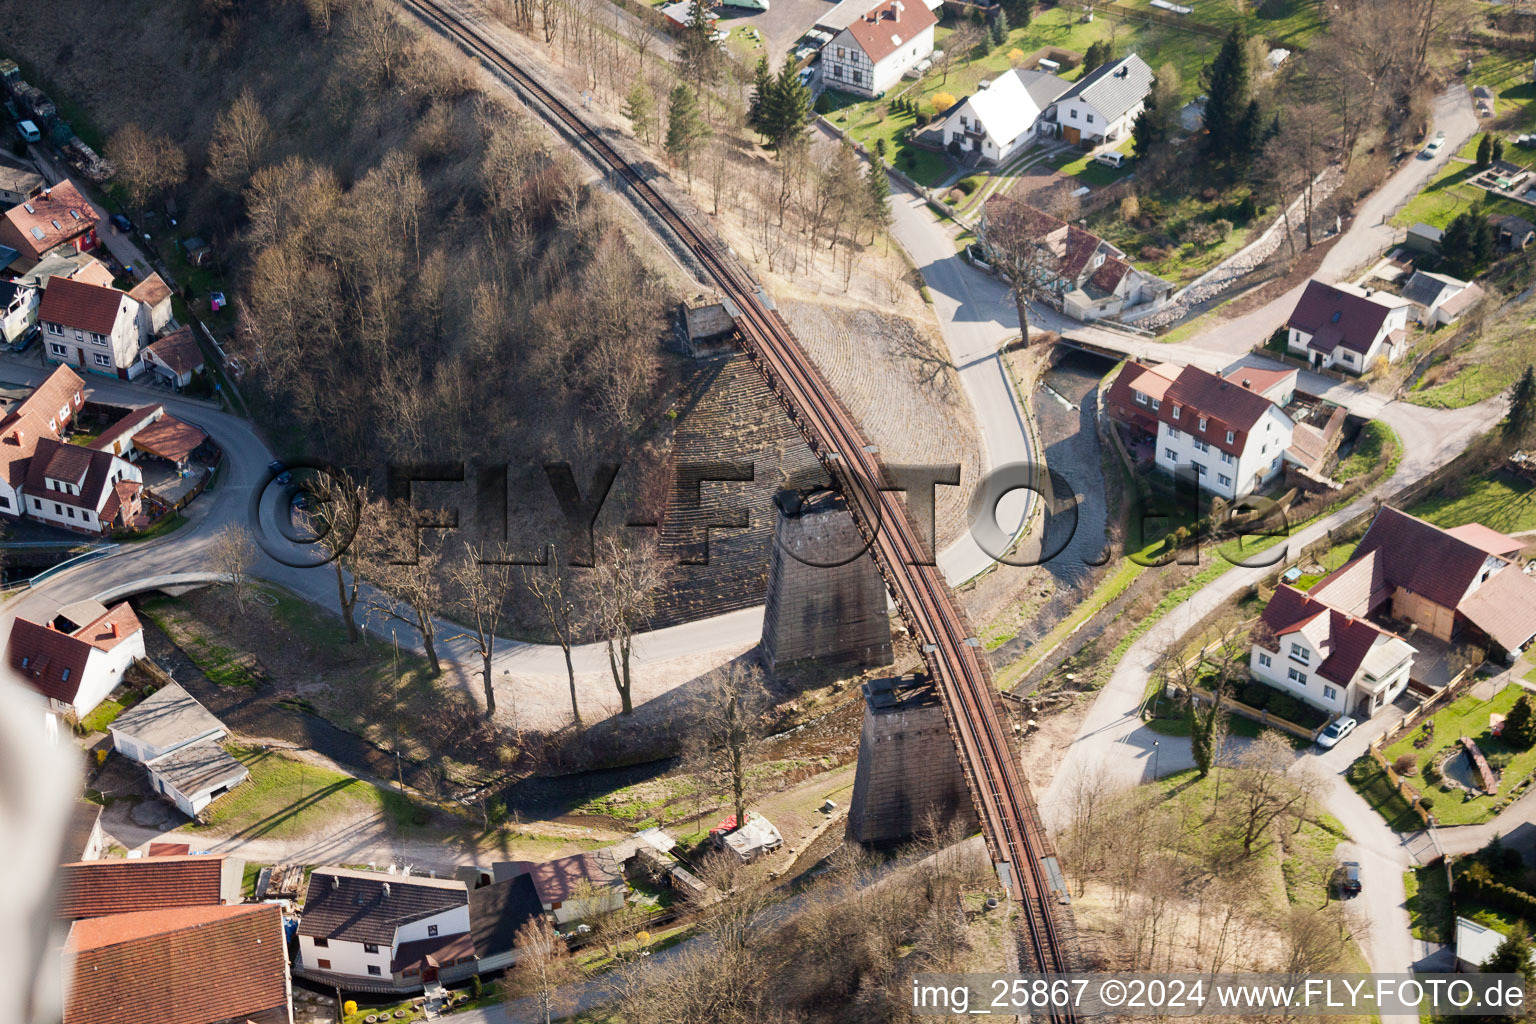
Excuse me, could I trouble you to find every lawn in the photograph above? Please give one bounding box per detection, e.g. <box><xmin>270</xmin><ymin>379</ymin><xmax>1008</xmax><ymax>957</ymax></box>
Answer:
<box><xmin>1382</xmin><ymin>686</ymin><xmax>1536</xmax><ymax>827</ymax></box>
<box><xmin>190</xmin><ymin>743</ymin><xmax>416</xmax><ymax>841</ymax></box>
<box><xmin>1404</xmin><ymin>865</ymin><xmax>1454</xmax><ymax>943</ymax></box>
<box><xmin>1467</xmin><ymin>51</ymin><xmax>1536</xmax><ymax>132</ymax></box>
<box><xmin>1334</xmin><ymin>421</ymin><xmax>1401</xmax><ymax>484</ymax></box>
<box><xmin>1345</xmin><ymin>756</ymin><xmax>1423</xmax><ymax>832</ymax></box>
<box><xmin>1406</xmin><ymin>470</ymin><xmax>1536</xmax><ymax>534</ymax></box>
<box><xmin>994</xmin><ymin>557</ymin><xmax>1144</xmax><ymax>687</ymax></box>
<box><xmin>79</xmin><ymin>697</ymin><xmax>128</xmax><ymax>734</ymax></box>
<box><xmin>1405</xmin><ymin>289</ymin><xmax>1536</xmax><ymax>409</ymax></box>
<box><xmin>116</xmin><ymin>512</ymin><xmax>190</xmax><ymax>542</ymax></box>
<box><xmin>1390</xmin><ymin>153</ymin><xmax>1535</xmax><ymax>232</ymax></box>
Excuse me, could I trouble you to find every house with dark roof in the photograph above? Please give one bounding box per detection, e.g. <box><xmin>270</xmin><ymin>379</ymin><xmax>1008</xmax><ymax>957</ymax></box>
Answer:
<box><xmin>1400</xmin><ymin>271</ymin><xmax>1485</xmax><ymax>327</ymax></box>
<box><xmin>63</xmin><ymin>903</ymin><xmax>292</xmax><ymax>1024</ymax></box>
<box><xmin>0</xmin><ymin>181</ymin><xmax>99</xmax><ymax>271</ymax></box>
<box><xmin>978</xmin><ymin>197</ymin><xmax>1171</xmax><ymax>321</ymax></box>
<box><xmin>62</xmin><ymin>800</ymin><xmax>104</xmax><ymax>863</ymax></box>
<box><xmin>1150</xmin><ymin>364</ymin><xmax>1301</xmax><ymax>499</ymax></box>
<box><xmin>494</xmin><ymin>850</ymin><xmax>627</xmax><ymax>925</ymax></box>
<box><xmin>296</xmin><ymin>867</ymin><xmax>472</xmax><ymax>989</ymax></box>
<box><xmin>822</xmin><ymin>0</ymin><xmax>937</xmax><ymax>98</ymax></box>
<box><xmin>39</xmin><ymin>275</ymin><xmax>147</xmax><ymax>379</ymax></box>
<box><xmin>1343</xmin><ymin>506</ymin><xmax>1536</xmax><ymax>655</ymax></box>
<box><xmin>1285</xmin><ymin>279</ymin><xmax>1412</xmax><ymax>373</ymax></box>
<box><xmin>22</xmin><ymin>436</ymin><xmax>143</xmax><ymax>533</ymax></box>
<box><xmin>89</xmin><ymin>401</ymin><xmax>208</xmax><ymax>468</ymax></box>
<box><xmin>7</xmin><ymin>601</ymin><xmax>146</xmax><ymax>729</ymax></box>
<box><xmin>110</xmin><ymin>683</ymin><xmax>249</xmax><ymax>817</ymax></box>
<box><xmin>56</xmin><ymin>854</ymin><xmax>245</xmax><ymax>921</ymax></box>
<box><xmin>1048</xmin><ymin>54</ymin><xmax>1155</xmax><ymax>147</ymax></box>
<box><xmin>1251</xmin><ymin>584</ymin><xmax>1417</xmax><ymax>719</ymax></box>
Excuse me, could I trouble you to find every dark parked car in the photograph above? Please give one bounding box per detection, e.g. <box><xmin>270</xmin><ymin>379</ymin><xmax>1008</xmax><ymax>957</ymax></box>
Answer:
<box><xmin>1335</xmin><ymin>861</ymin><xmax>1362</xmax><ymax>898</ymax></box>
<box><xmin>109</xmin><ymin>213</ymin><xmax>134</xmax><ymax>234</ymax></box>
<box><xmin>10</xmin><ymin>324</ymin><xmax>39</xmax><ymax>352</ymax></box>
<box><xmin>268</xmin><ymin>460</ymin><xmax>292</xmax><ymax>484</ymax></box>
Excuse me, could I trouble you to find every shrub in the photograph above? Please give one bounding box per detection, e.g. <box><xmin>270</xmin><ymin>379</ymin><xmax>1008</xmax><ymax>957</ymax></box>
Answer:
<box><xmin>1119</xmin><ymin>194</ymin><xmax>1140</xmax><ymax>221</ymax></box>
<box><xmin>1008</xmin><ymin>47</ymin><xmax>1025</xmax><ymax>63</ymax></box>
<box><xmin>344</xmin><ymin>1001</ymin><xmax>358</xmax><ymax>1017</ymax></box>
<box><xmin>1488</xmin><ymin>752</ymin><xmax>1513</xmax><ymax>772</ymax></box>
<box><xmin>1394</xmin><ymin>754</ymin><xmax>1419</xmax><ymax>776</ymax></box>
<box><xmin>1268</xmin><ymin>692</ymin><xmax>1301</xmax><ymax>722</ymax></box>
<box><xmin>931</xmin><ymin>92</ymin><xmax>957</xmax><ymax>113</ymax></box>
<box><xmin>915</xmin><ymin>112</ymin><xmax>931</xmax><ymax>127</ymax></box>
<box><xmin>1139</xmin><ymin>245</ymin><xmax>1170</xmax><ymax>261</ymax></box>
<box><xmin>956</xmin><ymin>176</ymin><xmax>983</xmax><ymax>195</ymax></box>
<box><xmin>1213</xmin><ymin>218</ymin><xmax>1234</xmax><ymax>241</ymax></box>
<box><xmin>1420</xmin><ymin>797</ymin><xmax>1436</xmax><ymax>811</ymax></box>
<box><xmin>472</xmin><ymin>975</ymin><xmax>483</xmax><ymax>1000</ymax></box>
<box><xmin>1200</xmin><ymin>186</ymin><xmax>1219</xmax><ymax>202</ymax></box>
<box><xmin>1241</xmin><ymin>682</ymin><xmax>1271</xmax><ymax>709</ymax></box>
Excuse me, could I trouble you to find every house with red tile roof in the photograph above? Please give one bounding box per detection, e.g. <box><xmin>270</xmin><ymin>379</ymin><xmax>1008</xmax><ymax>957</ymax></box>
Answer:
<box><xmin>1285</xmin><ymin>279</ymin><xmax>1412</xmax><ymax>374</ymax></box>
<box><xmin>21</xmin><ymin>436</ymin><xmax>143</xmax><ymax>533</ymax></box>
<box><xmin>1250</xmin><ymin>584</ymin><xmax>1417</xmax><ymax>719</ymax></box>
<box><xmin>494</xmin><ymin>850</ymin><xmax>627</xmax><ymax>924</ymax></box>
<box><xmin>56</xmin><ymin>853</ymin><xmax>244</xmax><ymax>921</ymax></box>
<box><xmin>6</xmin><ymin>601</ymin><xmax>146</xmax><ymax>727</ymax></box>
<box><xmin>127</xmin><ymin>271</ymin><xmax>174</xmax><ymax>334</ymax></box>
<box><xmin>38</xmin><ymin>276</ymin><xmax>147</xmax><ymax>380</ymax></box>
<box><xmin>0</xmin><ymin>181</ymin><xmax>99</xmax><ymax>271</ymax></box>
<box><xmin>142</xmin><ymin>326</ymin><xmax>205</xmax><ymax>388</ymax></box>
<box><xmin>0</xmin><ymin>364</ymin><xmax>85</xmax><ymax>519</ymax></box>
<box><xmin>1151</xmin><ymin>364</ymin><xmax>1300</xmax><ymax>500</ymax></box>
<box><xmin>63</xmin><ymin>903</ymin><xmax>291</xmax><ymax>1024</ymax></box>
<box><xmin>822</xmin><ymin>0</ymin><xmax>937</xmax><ymax>98</ymax></box>
<box><xmin>89</xmin><ymin>401</ymin><xmax>208</xmax><ymax>467</ymax></box>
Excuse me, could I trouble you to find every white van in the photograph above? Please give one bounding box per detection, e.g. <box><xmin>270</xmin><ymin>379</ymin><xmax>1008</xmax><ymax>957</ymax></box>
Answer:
<box><xmin>1094</xmin><ymin>151</ymin><xmax>1127</xmax><ymax>169</ymax></box>
<box><xmin>17</xmin><ymin>120</ymin><xmax>40</xmax><ymax>143</ymax></box>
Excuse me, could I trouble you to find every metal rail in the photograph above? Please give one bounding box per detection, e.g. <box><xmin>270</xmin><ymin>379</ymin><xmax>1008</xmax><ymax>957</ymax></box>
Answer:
<box><xmin>402</xmin><ymin>0</ymin><xmax>1077</xmax><ymax>1003</ymax></box>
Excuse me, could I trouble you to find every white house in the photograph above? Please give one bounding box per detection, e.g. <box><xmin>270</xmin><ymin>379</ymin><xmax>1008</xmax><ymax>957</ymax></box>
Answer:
<box><xmin>22</xmin><ymin>436</ymin><xmax>143</xmax><ymax>533</ymax></box>
<box><xmin>1250</xmin><ymin>583</ymin><xmax>1417</xmax><ymax>719</ymax></box>
<box><xmin>0</xmin><ymin>364</ymin><xmax>86</xmax><ymax>521</ymax></box>
<box><xmin>297</xmin><ymin>868</ymin><xmax>474</xmax><ymax>986</ymax></box>
<box><xmin>5</xmin><ymin>601</ymin><xmax>146</xmax><ymax>732</ymax></box>
<box><xmin>1400</xmin><ymin>271</ymin><xmax>1486</xmax><ymax>327</ymax></box>
<box><xmin>1152</xmin><ymin>365</ymin><xmax>1299</xmax><ymax>500</ymax></box>
<box><xmin>1285</xmin><ymin>279</ymin><xmax>1412</xmax><ymax>373</ymax></box>
<box><xmin>141</xmin><ymin>327</ymin><xmax>205</xmax><ymax>388</ymax></box>
<box><xmin>128</xmin><ymin>272</ymin><xmax>174</xmax><ymax>335</ymax></box>
<box><xmin>0</xmin><ymin>277</ymin><xmax>37</xmax><ymax>343</ymax></box>
<box><xmin>37</xmin><ymin>275</ymin><xmax>146</xmax><ymax>379</ymax></box>
<box><xmin>941</xmin><ymin>69</ymin><xmax>1072</xmax><ymax>165</ymax></box>
<box><xmin>110</xmin><ymin>682</ymin><xmax>249</xmax><ymax>817</ymax></box>
<box><xmin>823</xmin><ymin>0</ymin><xmax>937</xmax><ymax>98</ymax></box>
<box><xmin>1050</xmin><ymin>53</ymin><xmax>1154</xmax><ymax>147</ymax></box>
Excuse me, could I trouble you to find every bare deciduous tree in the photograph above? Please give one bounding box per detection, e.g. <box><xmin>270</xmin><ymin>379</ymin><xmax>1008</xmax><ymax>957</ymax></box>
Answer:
<box><xmin>447</xmin><ymin>544</ymin><xmax>515</xmax><ymax>719</ymax></box>
<box><xmin>522</xmin><ymin>550</ymin><xmax>583</xmax><ymax>727</ymax></box>
<box><xmin>508</xmin><ymin>917</ymin><xmax>576</xmax><ymax>1024</ymax></box>
<box><xmin>979</xmin><ymin>198</ymin><xmax>1063</xmax><ymax>347</ymax></box>
<box><xmin>208</xmin><ymin>88</ymin><xmax>271</xmax><ymax>190</ymax></box>
<box><xmin>690</xmin><ymin>662</ymin><xmax>770</xmax><ymax>829</ymax></box>
<box><xmin>107</xmin><ymin>124</ymin><xmax>186</xmax><ymax>221</ymax></box>
<box><xmin>1229</xmin><ymin>730</ymin><xmax>1315</xmax><ymax>856</ymax></box>
<box><xmin>589</xmin><ymin>536</ymin><xmax>663</xmax><ymax>715</ymax></box>
<box><xmin>209</xmin><ymin>525</ymin><xmax>259</xmax><ymax>615</ymax></box>
<box><xmin>356</xmin><ymin>499</ymin><xmax>446</xmax><ymax>675</ymax></box>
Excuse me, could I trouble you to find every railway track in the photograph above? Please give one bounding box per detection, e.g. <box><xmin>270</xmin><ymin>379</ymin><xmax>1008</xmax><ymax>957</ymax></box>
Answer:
<box><xmin>402</xmin><ymin>0</ymin><xmax>1078</xmax><ymax>1005</ymax></box>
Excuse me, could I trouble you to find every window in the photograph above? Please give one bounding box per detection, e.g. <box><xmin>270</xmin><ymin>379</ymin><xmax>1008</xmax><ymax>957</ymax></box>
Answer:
<box><xmin>66</xmin><ymin>507</ymin><xmax>74</xmax><ymax>519</ymax></box>
<box><xmin>1172</xmin><ymin>405</ymin><xmax>1181</xmax><ymax>420</ymax></box>
<box><xmin>1225</xmin><ymin>430</ymin><xmax>1235</xmax><ymax>444</ymax></box>
<box><xmin>368</xmin><ymin>966</ymin><xmax>382</xmax><ymax>977</ymax></box>
<box><xmin>31</xmin><ymin>498</ymin><xmax>40</xmax><ymax>511</ymax></box>
<box><xmin>53</xmin><ymin>503</ymin><xmax>62</xmax><ymax>515</ymax></box>
<box><xmin>364</xmin><ymin>943</ymin><xmax>378</xmax><ymax>954</ymax></box>
<box><xmin>1193</xmin><ymin>439</ymin><xmax>1209</xmax><ymax>453</ymax></box>
<box><xmin>1220</xmin><ymin>451</ymin><xmax>1234</xmax><ymax>465</ymax></box>
<box><xmin>1323</xmin><ymin>685</ymin><xmax>1337</xmax><ymax>700</ymax></box>
<box><xmin>1290</xmin><ymin>643</ymin><xmax>1310</xmax><ymax>664</ymax></box>
<box><xmin>91</xmin><ymin>333</ymin><xmax>106</xmax><ymax>345</ymax></box>
<box><xmin>1218</xmin><ymin>473</ymin><xmax>1232</xmax><ymax>487</ymax></box>
<box><xmin>1258</xmin><ymin>653</ymin><xmax>1272</xmax><ymax>668</ymax></box>
<box><xmin>1070</xmin><ymin>107</ymin><xmax>1078</xmax><ymax>118</ymax></box>
<box><xmin>1288</xmin><ymin>667</ymin><xmax>1307</xmax><ymax>685</ymax></box>
<box><xmin>1193</xmin><ymin>463</ymin><xmax>1207</xmax><ymax>476</ymax></box>
<box><xmin>47</xmin><ymin>322</ymin><xmax>61</xmax><ymax>335</ymax></box>
<box><xmin>1086</xmin><ymin>113</ymin><xmax>1095</xmax><ymax>123</ymax></box>
<box><xmin>317</xmin><ymin>959</ymin><xmax>331</xmax><ymax>970</ymax></box>
<box><xmin>73</xmin><ymin>329</ymin><xmax>83</xmax><ymax>341</ymax></box>
<box><xmin>1134</xmin><ymin>391</ymin><xmax>1148</xmax><ymax>405</ymax></box>
<box><xmin>61</xmin><ymin>668</ymin><xmax>70</xmax><ymax>682</ymax></box>
<box><xmin>1164</xmin><ymin>448</ymin><xmax>1177</xmax><ymax>461</ymax></box>
<box><xmin>1197</xmin><ymin>416</ymin><xmax>1208</xmax><ymax>431</ymax></box>
<box><xmin>49</xmin><ymin>342</ymin><xmax>66</xmax><ymax>356</ymax></box>
<box><xmin>836</xmin><ymin>46</ymin><xmax>844</xmax><ymax>58</ymax></box>
<box><xmin>313</xmin><ymin>938</ymin><xmax>329</xmax><ymax>948</ymax></box>
<box><xmin>428</xmin><ymin>925</ymin><xmax>439</xmax><ymax>937</ymax></box>
<box><xmin>1151</xmin><ymin>398</ymin><xmax>1160</xmax><ymax>411</ymax></box>
<box><xmin>0</xmin><ymin>496</ymin><xmax>7</xmax><ymax>510</ymax></box>
<box><xmin>1167</xmin><ymin>427</ymin><xmax>1180</xmax><ymax>440</ymax></box>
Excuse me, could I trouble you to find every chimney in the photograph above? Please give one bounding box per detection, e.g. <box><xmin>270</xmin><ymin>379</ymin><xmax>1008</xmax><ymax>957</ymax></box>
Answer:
<box><xmin>109</xmin><ymin>622</ymin><xmax>120</xmax><ymax>638</ymax></box>
<box><xmin>1241</xmin><ymin>378</ymin><xmax>1252</xmax><ymax>389</ymax></box>
<box><xmin>46</xmin><ymin>621</ymin><xmax>56</xmax><ymax>631</ymax></box>
<box><xmin>382</xmin><ymin>883</ymin><xmax>391</xmax><ymax>899</ymax></box>
<box><xmin>331</xmin><ymin>875</ymin><xmax>340</xmax><ymax>891</ymax></box>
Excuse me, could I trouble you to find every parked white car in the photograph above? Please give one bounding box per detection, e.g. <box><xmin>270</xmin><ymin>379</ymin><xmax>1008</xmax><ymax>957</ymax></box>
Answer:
<box><xmin>1316</xmin><ymin>716</ymin><xmax>1357</xmax><ymax>749</ymax></box>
